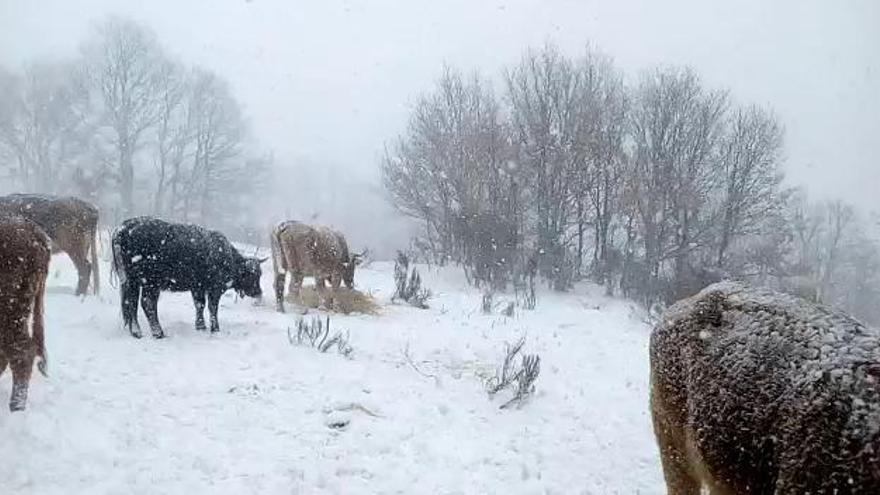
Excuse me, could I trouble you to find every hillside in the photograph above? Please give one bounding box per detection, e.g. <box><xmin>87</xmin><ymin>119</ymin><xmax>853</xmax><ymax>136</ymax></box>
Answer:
<box><xmin>0</xmin><ymin>254</ymin><xmax>663</xmax><ymax>494</ymax></box>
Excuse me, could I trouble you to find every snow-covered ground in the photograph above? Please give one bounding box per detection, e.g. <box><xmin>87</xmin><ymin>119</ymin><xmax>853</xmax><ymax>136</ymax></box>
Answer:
<box><xmin>0</xmin><ymin>252</ymin><xmax>664</xmax><ymax>494</ymax></box>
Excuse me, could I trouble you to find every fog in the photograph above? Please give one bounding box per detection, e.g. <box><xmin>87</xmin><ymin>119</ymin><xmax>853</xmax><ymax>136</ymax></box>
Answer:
<box><xmin>1</xmin><ymin>0</ymin><xmax>878</xmax><ymax>261</ymax></box>
<box><xmin>4</xmin><ymin>0</ymin><xmax>878</xmax><ymax>199</ymax></box>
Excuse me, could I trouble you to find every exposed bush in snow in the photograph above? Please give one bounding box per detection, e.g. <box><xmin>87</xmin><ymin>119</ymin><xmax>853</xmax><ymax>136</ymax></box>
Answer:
<box><xmin>485</xmin><ymin>337</ymin><xmax>541</xmax><ymax>409</ymax></box>
<box><xmin>392</xmin><ymin>251</ymin><xmax>431</xmax><ymax>309</ymax></box>
<box><xmin>287</xmin><ymin>316</ymin><xmax>353</xmax><ymax>358</ymax></box>
<box><xmin>481</xmin><ymin>290</ymin><xmax>493</xmax><ymax>314</ymax></box>
<box><xmin>501</xmin><ymin>301</ymin><xmax>515</xmax><ymax>317</ymax></box>
<box><xmin>515</xmin><ymin>273</ymin><xmax>536</xmax><ymax>310</ymax></box>
<box><xmin>482</xmin><ymin>291</ymin><xmax>515</xmax><ymax>317</ymax></box>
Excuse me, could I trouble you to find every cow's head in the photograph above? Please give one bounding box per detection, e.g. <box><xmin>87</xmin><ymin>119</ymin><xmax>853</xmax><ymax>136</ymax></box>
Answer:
<box><xmin>235</xmin><ymin>257</ymin><xmax>267</xmax><ymax>298</ymax></box>
<box><xmin>342</xmin><ymin>250</ymin><xmax>366</xmax><ymax>288</ymax></box>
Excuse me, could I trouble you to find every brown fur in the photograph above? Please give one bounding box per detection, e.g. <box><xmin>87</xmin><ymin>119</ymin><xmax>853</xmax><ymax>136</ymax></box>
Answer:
<box><xmin>0</xmin><ymin>194</ymin><xmax>100</xmax><ymax>295</ymax></box>
<box><xmin>0</xmin><ymin>214</ymin><xmax>51</xmax><ymax>411</ymax></box>
<box><xmin>270</xmin><ymin>221</ymin><xmax>361</xmax><ymax>312</ymax></box>
<box><xmin>650</xmin><ymin>281</ymin><xmax>880</xmax><ymax>494</ymax></box>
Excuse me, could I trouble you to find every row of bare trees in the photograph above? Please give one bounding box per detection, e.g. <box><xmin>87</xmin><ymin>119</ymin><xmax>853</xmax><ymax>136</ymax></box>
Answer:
<box><xmin>383</xmin><ymin>44</ymin><xmax>880</xmax><ymax>324</ymax></box>
<box><xmin>0</xmin><ymin>17</ymin><xmax>269</xmax><ymax>232</ymax></box>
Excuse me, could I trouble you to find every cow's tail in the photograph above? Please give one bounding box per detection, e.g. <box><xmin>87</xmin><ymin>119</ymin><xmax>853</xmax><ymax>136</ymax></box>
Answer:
<box><xmin>269</xmin><ymin>223</ymin><xmax>286</xmax><ymax>312</ymax></box>
<box><xmin>111</xmin><ymin>231</ymin><xmax>137</xmax><ymax>332</ymax></box>
<box><xmin>269</xmin><ymin>224</ymin><xmax>284</xmax><ymax>278</ymax></box>
<box><xmin>90</xmin><ymin>222</ymin><xmax>100</xmax><ymax>296</ymax></box>
<box><xmin>110</xmin><ymin>229</ymin><xmax>122</xmax><ymax>288</ymax></box>
<box><xmin>33</xmin><ymin>250</ymin><xmax>49</xmax><ymax>377</ymax></box>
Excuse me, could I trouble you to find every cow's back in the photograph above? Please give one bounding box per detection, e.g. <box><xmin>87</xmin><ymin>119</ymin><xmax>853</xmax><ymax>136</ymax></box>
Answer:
<box><xmin>277</xmin><ymin>222</ymin><xmax>341</xmax><ymax>276</ymax></box>
<box><xmin>0</xmin><ymin>215</ymin><xmax>51</xmax><ymax>320</ymax></box>
<box><xmin>114</xmin><ymin>217</ymin><xmax>222</xmax><ymax>290</ymax></box>
<box><xmin>0</xmin><ymin>194</ymin><xmax>97</xmax><ymax>242</ymax></box>
<box><xmin>651</xmin><ymin>282</ymin><xmax>880</xmax><ymax>492</ymax></box>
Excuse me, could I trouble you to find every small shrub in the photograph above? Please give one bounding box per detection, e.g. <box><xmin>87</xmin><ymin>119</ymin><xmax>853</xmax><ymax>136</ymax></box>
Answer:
<box><xmin>515</xmin><ymin>275</ymin><xmax>536</xmax><ymax>310</ymax></box>
<box><xmin>485</xmin><ymin>337</ymin><xmax>541</xmax><ymax>409</ymax></box>
<box><xmin>393</xmin><ymin>251</ymin><xmax>431</xmax><ymax>309</ymax></box>
<box><xmin>481</xmin><ymin>290</ymin><xmax>494</xmax><ymax>314</ymax></box>
<box><xmin>288</xmin><ymin>316</ymin><xmax>353</xmax><ymax>358</ymax></box>
<box><xmin>501</xmin><ymin>301</ymin><xmax>515</xmax><ymax>317</ymax></box>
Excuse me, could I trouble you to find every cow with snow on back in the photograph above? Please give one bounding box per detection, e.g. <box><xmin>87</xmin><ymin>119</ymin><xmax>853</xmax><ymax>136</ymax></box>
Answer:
<box><xmin>0</xmin><ymin>193</ymin><xmax>100</xmax><ymax>296</ymax></box>
<box><xmin>651</xmin><ymin>281</ymin><xmax>880</xmax><ymax>494</ymax></box>
<box><xmin>112</xmin><ymin>217</ymin><xmax>265</xmax><ymax>339</ymax></box>
<box><xmin>269</xmin><ymin>220</ymin><xmax>363</xmax><ymax>312</ymax></box>
<box><xmin>0</xmin><ymin>214</ymin><xmax>51</xmax><ymax>411</ymax></box>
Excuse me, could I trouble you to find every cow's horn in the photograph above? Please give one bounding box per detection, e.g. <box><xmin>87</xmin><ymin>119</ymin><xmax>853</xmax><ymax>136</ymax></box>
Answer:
<box><xmin>257</xmin><ymin>256</ymin><xmax>269</xmax><ymax>264</ymax></box>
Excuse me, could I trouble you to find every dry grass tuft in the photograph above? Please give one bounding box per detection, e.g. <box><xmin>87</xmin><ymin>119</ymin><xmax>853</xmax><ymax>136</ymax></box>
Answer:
<box><xmin>287</xmin><ymin>286</ymin><xmax>380</xmax><ymax>314</ymax></box>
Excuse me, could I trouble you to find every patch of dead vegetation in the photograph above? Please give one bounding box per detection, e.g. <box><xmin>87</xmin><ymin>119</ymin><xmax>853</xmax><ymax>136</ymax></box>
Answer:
<box><xmin>286</xmin><ymin>286</ymin><xmax>380</xmax><ymax>315</ymax></box>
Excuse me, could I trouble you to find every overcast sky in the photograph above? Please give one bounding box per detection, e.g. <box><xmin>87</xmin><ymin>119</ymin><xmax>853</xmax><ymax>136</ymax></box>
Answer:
<box><xmin>2</xmin><ymin>0</ymin><xmax>878</xmax><ymax>210</ymax></box>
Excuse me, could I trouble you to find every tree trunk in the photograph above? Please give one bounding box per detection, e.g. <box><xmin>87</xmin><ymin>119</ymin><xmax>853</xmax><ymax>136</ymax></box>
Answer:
<box><xmin>119</xmin><ymin>141</ymin><xmax>134</xmax><ymax>217</ymax></box>
<box><xmin>576</xmin><ymin>199</ymin><xmax>584</xmax><ymax>277</ymax></box>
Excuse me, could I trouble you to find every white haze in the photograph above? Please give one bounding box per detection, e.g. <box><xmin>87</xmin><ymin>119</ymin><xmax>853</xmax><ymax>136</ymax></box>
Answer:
<box><xmin>1</xmin><ymin>0</ymin><xmax>878</xmax><ymax>249</ymax></box>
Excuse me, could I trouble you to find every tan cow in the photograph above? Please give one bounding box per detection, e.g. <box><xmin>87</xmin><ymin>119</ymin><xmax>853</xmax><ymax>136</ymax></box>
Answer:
<box><xmin>0</xmin><ymin>214</ymin><xmax>50</xmax><ymax>411</ymax></box>
<box><xmin>0</xmin><ymin>193</ymin><xmax>100</xmax><ymax>295</ymax></box>
<box><xmin>651</xmin><ymin>281</ymin><xmax>880</xmax><ymax>494</ymax></box>
<box><xmin>269</xmin><ymin>221</ymin><xmax>363</xmax><ymax>312</ymax></box>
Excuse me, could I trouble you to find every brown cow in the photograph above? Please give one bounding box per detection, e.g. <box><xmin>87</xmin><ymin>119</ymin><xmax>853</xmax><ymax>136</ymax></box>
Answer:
<box><xmin>0</xmin><ymin>214</ymin><xmax>50</xmax><ymax>411</ymax></box>
<box><xmin>269</xmin><ymin>221</ymin><xmax>363</xmax><ymax>312</ymax></box>
<box><xmin>650</xmin><ymin>281</ymin><xmax>880</xmax><ymax>494</ymax></box>
<box><xmin>0</xmin><ymin>193</ymin><xmax>100</xmax><ymax>296</ymax></box>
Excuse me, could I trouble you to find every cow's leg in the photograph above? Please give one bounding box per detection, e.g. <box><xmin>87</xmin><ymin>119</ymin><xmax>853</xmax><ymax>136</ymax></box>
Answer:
<box><xmin>207</xmin><ymin>289</ymin><xmax>222</xmax><ymax>333</ymax></box>
<box><xmin>192</xmin><ymin>289</ymin><xmax>207</xmax><ymax>330</ymax></box>
<box><xmin>68</xmin><ymin>246</ymin><xmax>92</xmax><ymax>296</ymax></box>
<box><xmin>327</xmin><ymin>273</ymin><xmax>342</xmax><ymax>310</ymax></box>
<box><xmin>121</xmin><ymin>280</ymin><xmax>142</xmax><ymax>338</ymax></box>
<box><xmin>274</xmin><ymin>272</ymin><xmax>286</xmax><ymax>313</ymax></box>
<box><xmin>651</xmin><ymin>394</ymin><xmax>701</xmax><ymax>495</ymax></box>
<box><xmin>315</xmin><ymin>275</ymin><xmax>331</xmax><ymax>309</ymax></box>
<box><xmin>140</xmin><ymin>286</ymin><xmax>165</xmax><ymax>339</ymax></box>
<box><xmin>8</xmin><ymin>342</ymin><xmax>35</xmax><ymax>412</ymax></box>
<box><xmin>291</xmin><ymin>271</ymin><xmax>304</xmax><ymax>304</ymax></box>
<box><xmin>0</xmin><ymin>352</ymin><xmax>7</xmax><ymax>378</ymax></box>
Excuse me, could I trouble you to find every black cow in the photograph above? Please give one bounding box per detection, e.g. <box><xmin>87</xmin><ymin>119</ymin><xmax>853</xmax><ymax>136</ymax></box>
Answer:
<box><xmin>111</xmin><ymin>217</ymin><xmax>265</xmax><ymax>339</ymax></box>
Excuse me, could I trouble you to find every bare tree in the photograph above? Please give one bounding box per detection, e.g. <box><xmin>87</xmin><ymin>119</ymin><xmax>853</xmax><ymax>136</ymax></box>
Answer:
<box><xmin>627</xmin><ymin>67</ymin><xmax>727</xmax><ymax>303</ymax></box>
<box><xmin>152</xmin><ymin>60</ymin><xmax>191</xmax><ymax>217</ymax></box>
<box><xmin>817</xmin><ymin>199</ymin><xmax>855</xmax><ymax>302</ymax></box>
<box><xmin>381</xmin><ymin>42</ymin><xmax>880</xmax><ymax>316</ymax></box>
<box><xmin>82</xmin><ymin>16</ymin><xmax>165</xmax><ymax>216</ymax></box>
<box><xmin>382</xmin><ymin>67</ymin><xmax>516</xmax><ymax>283</ymax></box>
<box><xmin>181</xmin><ymin>68</ymin><xmax>246</xmax><ymax>225</ymax></box>
<box><xmin>0</xmin><ymin>62</ymin><xmax>92</xmax><ymax>194</ymax></box>
<box><xmin>506</xmin><ymin>45</ymin><xmax>584</xmax><ymax>289</ymax></box>
<box><xmin>714</xmin><ymin>105</ymin><xmax>785</xmax><ymax>267</ymax></box>
<box><xmin>573</xmin><ymin>49</ymin><xmax>628</xmax><ymax>287</ymax></box>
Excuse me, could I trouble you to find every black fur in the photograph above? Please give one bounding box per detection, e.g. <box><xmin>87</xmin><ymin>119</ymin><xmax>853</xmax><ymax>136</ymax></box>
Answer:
<box><xmin>112</xmin><ymin>217</ymin><xmax>263</xmax><ymax>338</ymax></box>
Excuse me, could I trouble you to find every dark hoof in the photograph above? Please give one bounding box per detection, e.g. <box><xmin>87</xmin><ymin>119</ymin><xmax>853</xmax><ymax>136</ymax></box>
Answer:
<box><xmin>37</xmin><ymin>359</ymin><xmax>48</xmax><ymax>377</ymax></box>
<box><xmin>195</xmin><ymin>324</ymin><xmax>207</xmax><ymax>331</ymax></box>
<box><xmin>129</xmin><ymin>330</ymin><xmax>143</xmax><ymax>339</ymax></box>
<box><xmin>9</xmin><ymin>402</ymin><xmax>25</xmax><ymax>412</ymax></box>
<box><xmin>152</xmin><ymin>332</ymin><xmax>166</xmax><ymax>339</ymax></box>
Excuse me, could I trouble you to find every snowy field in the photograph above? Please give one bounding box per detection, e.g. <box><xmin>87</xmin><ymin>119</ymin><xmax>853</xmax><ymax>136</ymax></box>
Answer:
<box><xmin>0</xmin><ymin>250</ymin><xmax>664</xmax><ymax>494</ymax></box>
